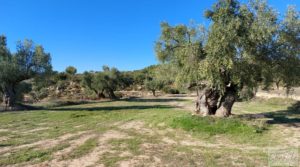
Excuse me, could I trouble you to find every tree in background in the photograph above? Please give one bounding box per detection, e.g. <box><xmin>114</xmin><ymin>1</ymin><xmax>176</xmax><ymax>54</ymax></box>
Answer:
<box><xmin>65</xmin><ymin>66</ymin><xmax>77</xmax><ymax>76</ymax></box>
<box><xmin>29</xmin><ymin>70</ymin><xmax>57</xmax><ymax>102</ymax></box>
<box><xmin>65</xmin><ymin>66</ymin><xmax>77</xmax><ymax>84</ymax></box>
<box><xmin>65</xmin><ymin>66</ymin><xmax>77</xmax><ymax>80</ymax></box>
<box><xmin>156</xmin><ymin>0</ymin><xmax>300</xmax><ymax>117</ymax></box>
<box><xmin>0</xmin><ymin>36</ymin><xmax>52</xmax><ymax>108</ymax></box>
<box><xmin>144</xmin><ymin>79</ymin><xmax>164</xmax><ymax>96</ymax></box>
<box><xmin>82</xmin><ymin>71</ymin><xmax>106</xmax><ymax>99</ymax></box>
<box><xmin>82</xmin><ymin>66</ymin><xmax>124</xmax><ymax>99</ymax></box>
<box><xmin>275</xmin><ymin>6</ymin><xmax>300</xmax><ymax>94</ymax></box>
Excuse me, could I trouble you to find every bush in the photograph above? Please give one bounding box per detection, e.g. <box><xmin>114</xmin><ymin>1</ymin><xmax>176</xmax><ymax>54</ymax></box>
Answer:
<box><xmin>238</xmin><ymin>87</ymin><xmax>255</xmax><ymax>101</ymax></box>
<box><xmin>114</xmin><ymin>92</ymin><xmax>123</xmax><ymax>99</ymax></box>
<box><xmin>36</xmin><ymin>88</ymin><xmax>49</xmax><ymax>100</ymax></box>
<box><xmin>15</xmin><ymin>82</ymin><xmax>32</xmax><ymax>102</ymax></box>
<box><xmin>57</xmin><ymin>81</ymin><xmax>67</xmax><ymax>90</ymax></box>
<box><xmin>162</xmin><ymin>87</ymin><xmax>180</xmax><ymax>94</ymax></box>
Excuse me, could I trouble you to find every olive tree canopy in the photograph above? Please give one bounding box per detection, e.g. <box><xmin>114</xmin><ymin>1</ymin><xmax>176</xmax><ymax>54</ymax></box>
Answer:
<box><xmin>155</xmin><ymin>0</ymin><xmax>300</xmax><ymax>117</ymax></box>
<box><xmin>0</xmin><ymin>36</ymin><xmax>52</xmax><ymax>108</ymax></box>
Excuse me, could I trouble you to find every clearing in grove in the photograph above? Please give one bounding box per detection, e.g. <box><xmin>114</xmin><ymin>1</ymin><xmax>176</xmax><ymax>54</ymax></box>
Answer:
<box><xmin>0</xmin><ymin>95</ymin><xmax>299</xmax><ymax>167</ymax></box>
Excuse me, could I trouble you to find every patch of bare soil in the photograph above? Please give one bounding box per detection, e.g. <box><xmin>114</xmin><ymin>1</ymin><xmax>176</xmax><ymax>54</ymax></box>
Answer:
<box><xmin>256</xmin><ymin>91</ymin><xmax>300</xmax><ymax>101</ymax></box>
<box><xmin>118</xmin><ymin>142</ymin><xmax>204</xmax><ymax>167</ymax></box>
<box><xmin>0</xmin><ymin>136</ymin><xmax>9</xmax><ymax>142</ymax></box>
<box><xmin>23</xmin><ymin>127</ymin><xmax>49</xmax><ymax>134</ymax></box>
<box><xmin>35</xmin><ymin>130</ymin><xmax>131</xmax><ymax>167</ymax></box>
<box><xmin>101</xmin><ymin>130</ymin><xmax>131</xmax><ymax>142</ymax></box>
<box><xmin>162</xmin><ymin>137</ymin><xmax>177</xmax><ymax>145</ymax></box>
<box><xmin>0</xmin><ymin>131</ymin><xmax>87</xmax><ymax>155</ymax></box>
<box><xmin>115</xmin><ymin>121</ymin><xmax>205</xmax><ymax>166</ymax></box>
<box><xmin>54</xmin><ymin>134</ymin><xmax>97</xmax><ymax>160</ymax></box>
<box><xmin>119</xmin><ymin>121</ymin><xmax>155</xmax><ymax>135</ymax></box>
<box><xmin>27</xmin><ymin>134</ymin><xmax>98</xmax><ymax>167</ymax></box>
<box><xmin>118</xmin><ymin>155</ymin><xmax>153</xmax><ymax>167</ymax></box>
<box><xmin>277</xmin><ymin>125</ymin><xmax>300</xmax><ymax>148</ymax></box>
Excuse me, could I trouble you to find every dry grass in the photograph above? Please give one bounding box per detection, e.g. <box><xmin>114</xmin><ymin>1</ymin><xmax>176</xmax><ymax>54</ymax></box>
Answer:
<box><xmin>0</xmin><ymin>96</ymin><xmax>299</xmax><ymax>166</ymax></box>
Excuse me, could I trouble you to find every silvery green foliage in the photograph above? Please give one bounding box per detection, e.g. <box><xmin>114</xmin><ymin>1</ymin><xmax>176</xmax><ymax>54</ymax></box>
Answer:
<box><xmin>156</xmin><ymin>0</ymin><xmax>300</xmax><ymax>96</ymax></box>
<box><xmin>82</xmin><ymin>66</ymin><xmax>123</xmax><ymax>99</ymax></box>
<box><xmin>0</xmin><ymin>36</ymin><xmax>52</xmax><ymax>105</ymax></box>
<box><xmin>155</xmin><ymin>22</ymin><xmax>207</xmax><ymax>90</ymax></box>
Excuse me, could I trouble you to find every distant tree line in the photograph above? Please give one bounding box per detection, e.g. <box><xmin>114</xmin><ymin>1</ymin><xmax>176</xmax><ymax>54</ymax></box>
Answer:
<box><xmin>0</xmin><ymin>40</ymin><xmax>179</xmax><ymax>109</ymax></box>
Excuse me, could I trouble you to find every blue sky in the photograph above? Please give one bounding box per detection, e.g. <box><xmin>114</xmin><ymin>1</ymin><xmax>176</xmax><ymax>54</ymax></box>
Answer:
<box><xmin>0</xmin><ymin>0</ymin><xmax>299</xmax><ymax>72</ymax></box>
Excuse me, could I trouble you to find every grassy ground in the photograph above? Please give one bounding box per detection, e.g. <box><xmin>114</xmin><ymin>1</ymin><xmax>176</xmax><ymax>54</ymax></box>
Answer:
<box><xmin>0</xmin><ymin>97</ymin><xmax>299</xmax><ymax>167</ymax></box>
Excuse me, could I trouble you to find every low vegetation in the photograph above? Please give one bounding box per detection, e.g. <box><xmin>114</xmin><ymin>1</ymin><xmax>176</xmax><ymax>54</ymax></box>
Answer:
<box><xmin>0</xmin><ymin>97</ymin><xmax>299</xmax><ymax>166</ymax></box>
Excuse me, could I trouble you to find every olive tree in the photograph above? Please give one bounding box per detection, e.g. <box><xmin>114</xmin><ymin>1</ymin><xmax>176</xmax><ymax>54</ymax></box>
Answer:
<box><xmin>275</xmin><ymin>6</ymin><xmax>300</xmax><ymax>94</ymax></box>
<box><xmin>82</xmin><ymin>66</ymin><xmax>123</xmax><ymax>99</ymax></box>
<box><xmin>144</xmin><ymin>79</ymin><xmax>164</xmax><ymax>96</ymax></box>
<box><xmin>82</xmin><ymin>71</ymin><xmax>106</xmax><ymax>99</ymax></box>
<box><xmin>0</xmin><ymin>36</ymin><xmax>52</xmax><ymax>108</ymax></box>
<box><xmin>65</xmin><ymin>66</ymin><xmax>77</xmax><ymax>76</ymax></box>
<box><xmin>155</xmin><ymin>0</ymin><xmax>300</xmax><ymax>117</ymax></box>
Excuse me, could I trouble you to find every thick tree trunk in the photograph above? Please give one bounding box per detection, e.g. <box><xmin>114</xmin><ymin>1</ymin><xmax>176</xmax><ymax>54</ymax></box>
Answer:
<box><xmin>107</xmin><ymin>89</ymin><xmax>117</xmax><ymax>99</ymax></box>
<box><xmin>97</xmin><ymin>92</ymin><xmax>105</xmax><ymax>99</ymax></box>
<box><xmin>3</xmin><ymin>85</ymin><xmax>17</xmax><ymax>109</ymax></box>
<box><xmin>2</xmin><ymin>95</ymin><xmax>6</xmax><ymax>110</ymax></box>
<box><xmin>151</xmin><ymin>90</ymin><xmax>156</xmax><ymax>97</ymax></box>
<box><xmin>195</xmin><ymin>94</ymin><xmax>209</xmax><ymax>116</ymax></box>
<box><xmin>195</xmin><ymin>89</ymin><xmax>220</xmax><ymax>116</ymax></box>
<box><xmin>196</xmin><ymin>88</ymin><xmax>199</xmax><ymax>97</ymax></box>
<box><xmin>206</xmin><ymin>89</ymin><xmax>220</xmax><ymax>115</ymax></box>
<box><xmin>215</xmin><ymin>85</ymin><xmax>237</xmax><ymax>117</ymax></box>
<box><xmin>94</xmin><ymin>89</ymin><xmax>105</xmax><ymax>99</ymax></box>
<box><xmin>275</xmin><ymin>81</ymin><xmax>280</xmax><ymax>90</ymax></box>
<box><xmin>195</xmin><ymin>85</ymin><xmax>237</xmax><ymax>117</ymax></box>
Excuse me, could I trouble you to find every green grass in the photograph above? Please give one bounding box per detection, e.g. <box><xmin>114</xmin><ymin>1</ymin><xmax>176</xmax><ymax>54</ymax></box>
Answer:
<box><xmin>0</xmin><ymin>143</ymin><xmax>69</xmax><ymax>166</ymax></box>
<box><xmin>65</xmin><ymin>137</ymin><xmax>98</xmax><ymax>159</ymax></box>
<box><xmin>100</xmin><ymin>152</ymin><xmax>130</xmax><ymax>167</ymax></box>
<box><xmin>170</xmin><ymin>115</ymin><xmax>266</xmax><ymax>136</ymax></box>
<box><xmin>0</xmin><ymin>97</ymin><xmax>298</xmax><ymax>166</ymax></box>
<box><xmin>110</xmin><ymin>137</ymin><xmax>142</xmax><ymax>155</ymax></box>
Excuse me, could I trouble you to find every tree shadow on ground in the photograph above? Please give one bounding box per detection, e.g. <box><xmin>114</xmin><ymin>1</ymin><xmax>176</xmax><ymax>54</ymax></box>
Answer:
<box><xmin>0</xmin><ymin>144</ymin><xmax>12</xmax><ymax>147</ymax></box>
<box><xmin>0</xmin><ymin>101</ymin><xmax>102</xmax><ymax>112</ymax></box>
<box><xmin>50</xmin><ymin>97</ymin><xmax>183</xmax><ymax>112</ymax></box>
<box><xmin>50</xmin><ymin>105</ymin><xmax>175</xmax><ymax>112</ymax></box>
<box><xmin>121</xmin><ymin>97</ymin><xmax>187</xmax><ymax>103</ymax></box>
<box><xmin>238</xmin><ymin>101</ymin><xmax>300</xmax><ymax>127</ymax></box>
<box><xmin>0</xmin><ymin>97</ymin><xmax>184</xmax><ymax>112</ymax></box>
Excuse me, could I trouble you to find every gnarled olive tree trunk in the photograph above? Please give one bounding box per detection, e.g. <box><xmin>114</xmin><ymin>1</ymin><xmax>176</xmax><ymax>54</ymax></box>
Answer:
<box><xmin>195</xmin><ymin>85</ymin><xmax>237</xmax><ymax>117</ymax></box>
<box><xmin>97</xmin><ymin>92</ymin><xmax>105</xmax><ymax>99</ymax></box>
<box><xmin>2</xmin><ymin>85</ymin><xmax>17</xmax><ymax>109</ymax></box>
<box><xmin>106</xmin><ymin>89</ymin><xmax>117</xmax><ymax>99</ymax></box>
<box><xmin>215</xmin><ymin>85</ymin><xmax>237</xmax><ymax>117</ymax></box>
<box><xmin>195</xmin><ymin>88</ymin><xmax>220</xmax><ymax>116</ymax></box>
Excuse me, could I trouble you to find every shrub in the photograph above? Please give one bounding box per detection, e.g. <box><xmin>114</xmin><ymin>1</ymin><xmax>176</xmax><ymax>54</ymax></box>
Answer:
<box><xmin>162</xmin><ymin>87</ymin><xmax>180</xmax><ymax>94</ymax></box>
